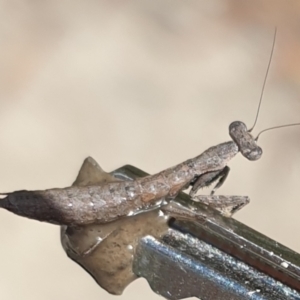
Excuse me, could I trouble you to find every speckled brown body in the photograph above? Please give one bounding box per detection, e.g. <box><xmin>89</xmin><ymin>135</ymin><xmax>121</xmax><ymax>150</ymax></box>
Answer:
<box><xmin>0</xmin><ymin>141</ymin><xmax>239</xmax><ymax>225</ymax></box>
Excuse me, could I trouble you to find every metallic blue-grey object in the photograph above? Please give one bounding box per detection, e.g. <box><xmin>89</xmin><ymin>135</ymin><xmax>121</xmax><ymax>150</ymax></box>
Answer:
<box><xmin>113</xmin><ymin>165</ymin><xmax>300</xmax><ymax>299</ymax></box>
<box><xmin>133</xmin><ymin>230</ymin><xmax>299</xmax><ymax>300</ymax></box>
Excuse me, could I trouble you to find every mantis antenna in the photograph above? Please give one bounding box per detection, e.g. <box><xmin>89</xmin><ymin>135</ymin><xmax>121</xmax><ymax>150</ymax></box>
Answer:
<box><xmin>255</xmin><ymin>123</ymin><xmax>300</xmax><ymax>141</ymax></box>
<box><xmin>248</xmin><ymin>28</ymin><xmax>277</xmax><ymax>133</ymax></box>
<box><xmin>249</xmin><ymin>28</ymin><xmax>300</xmax><ymax>141</ymax></box>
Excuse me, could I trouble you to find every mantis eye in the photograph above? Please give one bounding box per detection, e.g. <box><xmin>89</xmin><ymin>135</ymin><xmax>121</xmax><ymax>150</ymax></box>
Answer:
<box><xmin>242</xmin><ymin>146</ymin><xmax>262</xmax><ymax>161</ymax></box>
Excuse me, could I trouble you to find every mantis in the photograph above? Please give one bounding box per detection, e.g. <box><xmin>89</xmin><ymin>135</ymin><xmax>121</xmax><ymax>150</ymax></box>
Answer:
<box><xmin>0</xmin><ymin>125</ymin><xmax>257</xmax><ymax>225</ymax></box>
<box><xmin>0</xmin><ymin>30</ymin><xmax>299</xmax><ymax>297</ymax></box>
<box><xmin>1</xmin><ymin>30</ymin><xmax>299</xmax><ymax>225</ymax></box>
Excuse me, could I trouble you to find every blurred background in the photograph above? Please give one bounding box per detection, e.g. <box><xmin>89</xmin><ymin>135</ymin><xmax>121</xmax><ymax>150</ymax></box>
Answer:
<box><xmin>0</xmin><ymin>1</ymin><xmax>300</xmax><ymax>299</ymax></box>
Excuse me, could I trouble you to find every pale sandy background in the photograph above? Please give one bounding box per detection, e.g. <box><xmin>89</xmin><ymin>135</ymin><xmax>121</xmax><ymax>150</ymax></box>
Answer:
<box><xmin>0</xmin><ymin>1</ymin><xmax>300</xmax><ymax>299</ymax></box>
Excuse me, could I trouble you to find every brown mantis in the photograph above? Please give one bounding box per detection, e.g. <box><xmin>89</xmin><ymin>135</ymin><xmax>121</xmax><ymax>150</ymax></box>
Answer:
<box><xmin>1</xmin><ymin>118</ymin><xmax>292</xmax><ymax>225</ymax></box>
<box><xmin>0</xmin><ymin>30</ymin><xmax>299</xmax><ymax>227</ymax></box>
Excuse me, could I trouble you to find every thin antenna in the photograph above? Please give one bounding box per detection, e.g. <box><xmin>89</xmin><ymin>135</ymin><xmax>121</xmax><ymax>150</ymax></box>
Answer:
<box><xmin>248</xmin><ymin>28</ymin><xmax>277</xmax><ymax>132</ymax></box>
<box><xmin>255</xmin><ymin>123</ymin><xmax>300</xmax><ymax>141</ymax></box>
